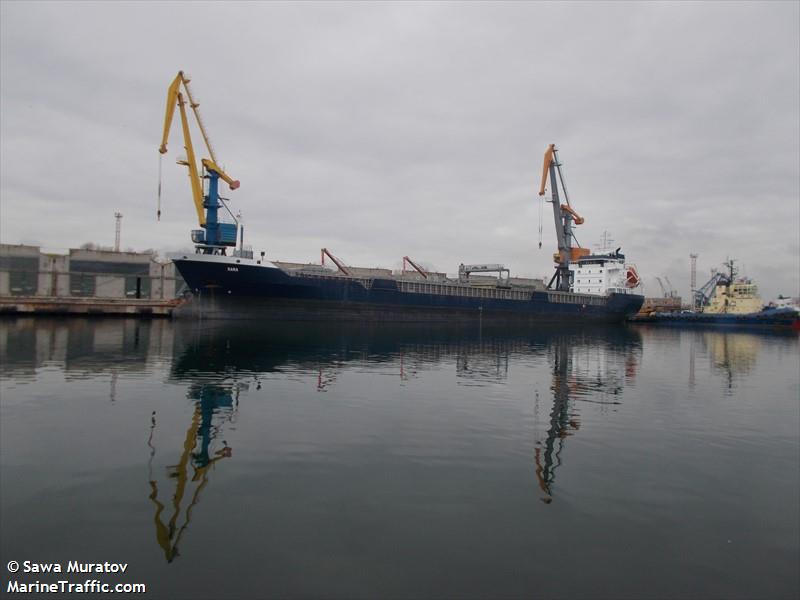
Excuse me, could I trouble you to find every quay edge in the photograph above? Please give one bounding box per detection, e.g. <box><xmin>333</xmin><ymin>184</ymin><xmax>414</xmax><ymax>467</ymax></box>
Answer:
<box><xmin>0</xmin><ymin>296</ymin><xmax>180</xmax><ymax>318</ymax></box>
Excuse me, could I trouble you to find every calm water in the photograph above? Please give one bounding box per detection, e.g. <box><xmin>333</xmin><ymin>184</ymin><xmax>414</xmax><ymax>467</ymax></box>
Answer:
<box><xmin>1</xmin><ymin>318</ymin><xmax>798</xmax><ymax>599</ymax></box>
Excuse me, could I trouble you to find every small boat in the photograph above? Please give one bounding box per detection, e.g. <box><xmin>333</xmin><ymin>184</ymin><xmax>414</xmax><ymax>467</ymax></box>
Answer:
<box><xmin>630</xmin><ymin>259</ymin><xmax>799</xmax><ymax>331</ymax></box>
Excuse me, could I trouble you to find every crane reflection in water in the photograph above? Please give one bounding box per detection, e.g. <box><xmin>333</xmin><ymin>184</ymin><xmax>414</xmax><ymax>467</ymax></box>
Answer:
<box><xmin>147</xmin><ymin>382</ymin><xmax>241</xmax><ymax>563</ymax></box>
<box><xmin>533</xmin><ymin>333</ymin><xmax>641</xmax><ymax>503</ymax></box>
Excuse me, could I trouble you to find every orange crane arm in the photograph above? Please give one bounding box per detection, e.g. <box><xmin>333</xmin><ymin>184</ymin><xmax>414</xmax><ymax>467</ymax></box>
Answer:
<box><xmin>560</xmin><ymin>204</ymin><xmax>584</xmax><ymax>225</ymax></box>
<box><xmin>538</xmin><ymin>143</ymin><xmax>556</xmax><ymax>196</ymax></box>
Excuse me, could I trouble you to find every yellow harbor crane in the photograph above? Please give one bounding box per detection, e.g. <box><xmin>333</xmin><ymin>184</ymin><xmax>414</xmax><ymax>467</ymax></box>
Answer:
<box><xmin>159</xmin><ymin>71</ymin><xmax>241</xmax><ymax>253</ymax></box>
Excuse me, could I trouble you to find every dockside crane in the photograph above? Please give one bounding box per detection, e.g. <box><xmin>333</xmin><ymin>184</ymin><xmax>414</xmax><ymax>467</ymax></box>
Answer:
<box><xmin>655</xmin><ymin>277</ymin><xmax>667</xmax><ymax>298</ymax></box>
<box><xmin>538</xmin><ymin>144</ymin><xmax>589</xmax><ymax>291</ymax></box>
<box><xmin>159</xmin><ymin>71</ymin><xmax>241</xmax><ymax>255</ymax></box>
<box><xmin>664</xmin><ymin>276</ymin><xmax>676</xmax><ymax>298</ymax></box>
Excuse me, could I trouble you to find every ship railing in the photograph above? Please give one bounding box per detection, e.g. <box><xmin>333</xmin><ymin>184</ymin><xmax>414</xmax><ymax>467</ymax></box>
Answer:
<box><xmin>286</xmin><ymin>270</ymin><xmax>373</xmax><ymax>287</ymax></box>
<box><xmin>397</xmin><ymin>280</ymin><xmax>535</xmax><ymax>301</ymax></box>
<box><xmin>548</xmin><ymin>291</ymin><xmax>607</xmax><ymax>305</ymax></box>
<box><xmin>232</xmin><ymin>247</ymin><xmax>254</xmax><ymax>259</ymax></box>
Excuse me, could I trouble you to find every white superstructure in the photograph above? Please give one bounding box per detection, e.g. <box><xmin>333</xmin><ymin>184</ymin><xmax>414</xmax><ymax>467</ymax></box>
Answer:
<box><xmin>569</xmin><ymin>252</ymin><xmax>638</xmax><ymax>296</ymax></box>
<box><xmin>772</xmin><ymin>295</ymin><xmax>800</xmax><ymax>311</ymax></box>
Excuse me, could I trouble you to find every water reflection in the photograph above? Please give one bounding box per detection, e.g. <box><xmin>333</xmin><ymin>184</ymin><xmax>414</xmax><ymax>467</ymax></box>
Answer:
<box><xmin>170</xmin><ymin>322</ymin><xmax>644</xmax><ymax>508</ymax></box>
<box><xmin>535</xmin><ymin>339</ymin><xmax>579</xmax><ymax>504</ymax></box>
<box><xmin>169</xmin><ymin>321</ymin><xmax>638</xmax><ymax>383</ymax></box>
<box><xmin>0</xmin><ymin>317</ymin><xmax>172</xmax><ymax>380</ymax></box>
<box><xmin>634</xmin><ymin>325</ymin><xmax>795</xmax><ymax>392</ymax></box>
<box><xmin>533</xmin><ymin>333</ymin><xmax>641</xmax><ymax>503</ymax></box>
<box><xmin>703</xmin><ymin>331</ymin><xmax>759</xmax><ymax>390</ymax></box>
<box><xmin>2</xmin><ymin>318</ymin><xmax>797</xmax><ymax>598</ymax></box>
<box><xmin>147</xmin><ymin>383</ymin><xmax>239</xmax><ymax>563</ymax></box>
<box><xmin>0</xmin><ymin>320</ymin><xmax>680</xmax><ymax>546</ymax></box>
<box><xmin>1</xmin><ymin>319</ymin><xmax>647</xmax><ymax>526</ymax></box>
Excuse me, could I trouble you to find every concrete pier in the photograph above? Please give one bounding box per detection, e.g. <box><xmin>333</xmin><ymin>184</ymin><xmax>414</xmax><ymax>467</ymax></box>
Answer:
<box><xmin>0</xmin><ymin>296</ymin><xmax>181</xmax><ymax>317</ymax></box>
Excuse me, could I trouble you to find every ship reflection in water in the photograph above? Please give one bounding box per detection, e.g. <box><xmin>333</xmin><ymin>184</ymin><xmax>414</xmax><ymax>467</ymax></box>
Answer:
<box><xmin>703</xmin><ymin>331</ymin><xmax>759</xmax><ymax>388</ymax></box>
<box><xmin>166</xmin><ymin>320</ymin><xmax>644</xmax><ymax>515</ymax></box>
<box><xmin>683</xmin><ymin>328</ymin><xmax>768</xmax><ymax>391</ymax></box>
<box><xmin>1</xmin><ymin>318</ymin><xmax>797</xmax><ymax>600</ymax></box>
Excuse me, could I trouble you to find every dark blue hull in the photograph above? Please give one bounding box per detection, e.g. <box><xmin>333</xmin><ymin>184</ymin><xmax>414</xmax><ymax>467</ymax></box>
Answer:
<box><xmin>630</xmin><ymin>309</ymin><xmax>800</xmax><ymax>331</ymax></box>
<box><xmin>173</xmin><ymin>257</ymin><xmax>644</xmax><ymax>322</ymax></box>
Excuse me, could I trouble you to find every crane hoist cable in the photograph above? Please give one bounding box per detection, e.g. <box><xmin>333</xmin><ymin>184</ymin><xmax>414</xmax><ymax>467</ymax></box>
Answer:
<box><xmin>157</xmin><ymin>153</ymin><xmax>163</xmax><ymax>221</ymax></box>
<box><xmin>538</xmin><ymin>193</ymin><xmax>544</xmax><ymax>249</ymax></box>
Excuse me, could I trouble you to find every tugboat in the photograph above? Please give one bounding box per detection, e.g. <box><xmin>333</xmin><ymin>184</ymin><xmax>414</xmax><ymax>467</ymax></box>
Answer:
<box><xmin>632</xmin><ymin>259</ymin><xmax>799</xmax><ymax>331</ymax></box>
<box><xmin>700</xmin><ymin>260</ymin><xmax>763</xmax><ymax>315</ymax></box>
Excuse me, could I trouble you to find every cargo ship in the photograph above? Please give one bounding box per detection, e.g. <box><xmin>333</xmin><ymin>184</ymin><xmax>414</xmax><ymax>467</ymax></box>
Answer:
<box><xmin>159</xmin><ymin>74</ymin><xmax>642</xmax><ymax>321</ymax></box>
<box><xmin>171</xmin><ymin>250</ymin><xmax>643</xmax><ymax>321</ymax></box>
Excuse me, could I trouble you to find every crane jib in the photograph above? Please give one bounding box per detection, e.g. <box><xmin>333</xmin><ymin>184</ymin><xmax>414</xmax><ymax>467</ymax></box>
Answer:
<box><xmin>159</xmin><ymin>71</ymin><xmax>240</xmax><ymax>254</ymax></box>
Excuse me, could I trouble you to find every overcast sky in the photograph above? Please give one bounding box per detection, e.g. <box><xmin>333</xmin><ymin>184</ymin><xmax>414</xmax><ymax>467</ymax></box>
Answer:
<box><xmin>1</xmin><ymin>1</ymin><xmax>798</xmax><ymax>301</ymax></box>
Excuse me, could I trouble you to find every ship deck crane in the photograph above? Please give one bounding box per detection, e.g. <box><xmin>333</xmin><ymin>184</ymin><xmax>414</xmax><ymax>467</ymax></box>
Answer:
<box><xmin>538</xmin><ymin>144</ymin><xmax>589</xmax><ymax>291</ymax></box>
<box><xmin>402</xmin><ymin>256</ymin><xmax>428</xmax><ymax>279</ymax></box>
<box><xmin>694</xmin><ymin>272</ymin><xmax>727</xmax><ymax>309</ymax></box>
<box><xmin>159</xmin><ymin>71</ymin><xmax>241</xmax><ymax>254</ymax></box>
<box><xmin>321</xmin><ymin>248</ymin><xmax>351</xmax><ymax>276</ymax></box>
<box><xmin>693</xmin><ymin>260</ymin><xmax>738</xmax><ymax>310</ymax></box>
<box><xmin>458</xmin><ymin>263</ymin><xmax>511</xmax><ymax>286</ymax></box>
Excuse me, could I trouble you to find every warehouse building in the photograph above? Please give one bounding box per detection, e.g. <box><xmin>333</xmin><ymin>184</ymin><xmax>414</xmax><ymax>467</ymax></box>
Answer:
<box><xmin>0</xmin><ymin>244</ymin><xmax>184</xmax><ymax>300</ymax></box>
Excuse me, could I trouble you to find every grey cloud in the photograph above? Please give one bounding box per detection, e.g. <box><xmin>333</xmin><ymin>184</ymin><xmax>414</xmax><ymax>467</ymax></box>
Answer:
<box><xmin>1</xmin><ymin>1</ymin><xmax>797</xmax><ymax>302</ymax></box>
